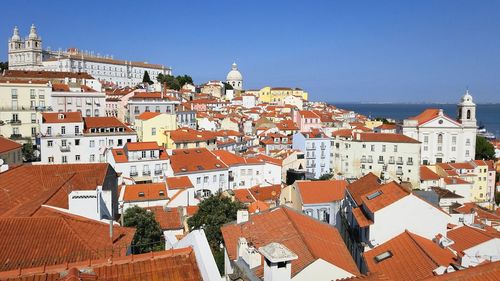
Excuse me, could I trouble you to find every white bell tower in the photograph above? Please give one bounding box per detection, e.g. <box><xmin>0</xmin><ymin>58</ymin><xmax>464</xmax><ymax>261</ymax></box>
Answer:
<box><xmin>457</xmin><ymin>89</ymin><xmax>477</xmax><ymax>128</ymax></box>
<box><xmin>7</xmin><ymin>24</ymin><xmax>43</xmax><ymax>70</ymax></box>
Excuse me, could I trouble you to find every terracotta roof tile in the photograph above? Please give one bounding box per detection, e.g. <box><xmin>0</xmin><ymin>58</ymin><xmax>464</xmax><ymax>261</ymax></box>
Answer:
<box><xmin>42</xmin><ymin>112</ymin><xmax>83</xmax><ymax>123</ymax></box>
<box><xmin>84</xmin><ymin>117</ymin><xmax>133</xmax><ymax>133</ymax></box>
<box><xmin>166</xmin><ymin>176</ymin><xmax>194</xmax><ymax>190</ymax></box>
<box><xmin>365</xmin><ymin>231</ymin><xmax>457</xmax><ymax>281</ymax></box>
<box><xmin>170</xmin><ymin>148</ymin><xmax>228</xmax><ymax>174</ymax></box>
<box><xmin>0</xmin><ymin>164</ymin><xmax>111</xmax><ymax>217</ymax></box>
<box><xmin>125</xmin><ymin>141</ymin><xmax>162</xmax><ymax>151</ymax></box>
<box><xmin>420</xmin><ymin>260</ymin><xmax>500</xmax><ymax>281</ymax></box>
<box><xmin>352</xmin><ymin>207</ymin><xmax>374</xmax><ymax>227</ymax></box>
<box><xmin>447</xmin><ymin>225</ymin><xmax>498</xmax><ymax>253</ymax></box>
<box><xmin>362</xmin><ymin>181</ymin><xmax>410</xmax><ymax>213</ymax></box>
<box><xmin>296</xmin><ymin>180</ymin><xmax>346</xmax><ymax>204</ymax></box>
<box><xmin>249</xmin><ymin>184</ymin><xmax>281</xmax><ymax>202</ymax></box>
<box><xmin>123</xmin><ymin>183</ymin><xmax>167</xmax><ymax>202</ymax></box>
<box><xmin>420</xmin><ymin>166</ymin><xmax>441</xmax><ymax>181</ymax></box>
<box><xmin>0</xmin><ymin>137</ymin><xmax>22</xmax><ymax>154</ymax></box>
<box><xmin>347</xmin><ymin>173</ymin><xmax>381</xmax><ymax>206</ymax></box>
<box><xmin>146</xmin><ymin>206</ymin><xmax>183</xmax><ymax>230</ymax></box>
<box><xmin>358</xmin><ymin>133</ymin><xmax>420</xmax><ymax>143</ymax></box>
<box><xmin>221</xmin><ymin>207</ymin><xmax>360</xmax><ymax>278</ymax></box>
<box><xmin>233</xmin><ymin>188</ymin><xmax>255</xmax><ymax>203</ymax></box>
<box><xmin>136</xmin><ymin>111</ymin><xmax>161</xmax><ymax>120</ymax></box>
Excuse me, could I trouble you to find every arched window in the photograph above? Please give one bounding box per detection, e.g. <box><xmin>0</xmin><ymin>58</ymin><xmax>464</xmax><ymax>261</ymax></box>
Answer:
<box><xmin>437</xmin><ymin>134</ymin><xmax>443</xmax><ymax>144</ymax></box>
<box><xmin>467</xmin><ymin>109</ymin><xmax>471</xmax><ymax>119</ymax></box>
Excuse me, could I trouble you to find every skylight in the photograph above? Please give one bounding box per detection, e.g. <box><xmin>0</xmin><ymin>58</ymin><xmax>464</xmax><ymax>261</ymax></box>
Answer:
<box><xmin>367</xmin><ymin>190</ymin><xmax>383</xmax><ymax>200</ymax></box>
<box><xmin>374</xmin><ymin>251</ymin><xmax>393</xmax><ymax>263</ymax></box>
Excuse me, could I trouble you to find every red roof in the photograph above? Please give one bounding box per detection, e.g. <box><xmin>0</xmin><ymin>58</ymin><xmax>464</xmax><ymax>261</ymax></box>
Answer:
<box><xmin>170</xmin><ymin>148</ymin><xmax>228</xmax><ymax>174</ymax></box>
<box><xmin>443</xmin><ymin>177</ymin><xmax>470</xmax><ymax>185</ymax></box>
<box><xmin>84</xmin><ymin>117</ymin><xmax>133</xmax><ymax>133</ymax></box>
<box><xmin>130</xmin><ymin>92</ymin><xmax>178</xmax><ymax>101</ymax></box>
<box><xmin>420</xmin><ymin>166</ymin><xmax>441</xmax><ymax>181</ymax></box>
<box><xmin>296</xmin><ymin>180</ymin><xmax>346</xmax><ymax>204</ymax></box>
<box><xmin>0</xmin><ymin>247</ymin><xmax>202</xmax><ymax>281</ymax></box>
<box><xmin>0</xmin><ymin>207</ymin><xmax>134</xmax><ymax>272</ymax></box>
<box><xmin>409</xmin><ymin>109</ymin><xmax>441</xmax><ymax>125</ymax></box>
<box><xmin>249</xmin><ymin>184</ymin><xmax>281</xmax><ymax>202</ymax></box>
<box><xmin>123</xmin><ymin>183</ymin><xmax>167</xmax><ymax>202</ymax></box>
<box><xmin>420</xmin><ymin>260</ymin><xmax>500</xmax><ymax>281</ymax></box>
<box><xmin>221</xmin><ymin>207</ymin><xmax>360</xmax><ymax>278</ymax></box>
<box><xmin>365</xmin><ymin>231</ymin><xmax>457</xmax><ymax>281</ymax></box>
<box><xmin>347</xmin><ymin>173</ymin><xmax>381</xmax><ymax>206</ymax></box>
<box><xmin>42</xmin><ymin>112</ymin><xmax>83</xmax><ymax>123</ymax></box>
<box><xmin>3</xmin><ymin>70</ymin><xmax>94</xmax><ymax>80</ymax></box>
<box><xmin>299</xmin><ymin>110</ymin><xmax>320</xmax><ymax>119</ymax></box>
<box><xmin>166</xmin><ymin>176</ymin><xmax>194</xmax><ymax>190</ymax></box>
<box><xmin>168</xmin><ymin>128</ymin><xmax>216</xmax><ymax>142</ymax></box>
<box><xmin>233</xmin><ymin>188</ymin><xmax>255</xmax><ymax>203</ymax></box>
<box><xmin>0</xmin><ymin>137</ymin><xmax>22</xmax><ymax>154</ymax></box>
<box><xmin>447</xmin><ymin>225</ymin><xmax>499</xmax><ymax>253</ymax></box>
<box><xmin>126</xmin><ymin>141</ymin><xmax>162</xmax><ymax>151</ymax></box>
<box><xmin>0</xmin><ymin>164</ymin><xmax>111</xmax><ymax>217</ymax></box>
<box><xmin>352</xmin><ymin>207</ymin><xmax>374</xmax><ymax>227</ymax></box>
<box><xmin>146</xmin><ymin>206</ymin><xmax>183</xmax><ymax>230</ymax></box>
<box><xmin>136</xmin><ymin>111</ymin><xmax>161</xmax><ymax>120</ymax></box>
<box><xmin>362</xmin><ymin>181</ymin><xmax>410</xmax><ymax>213</ymax></box>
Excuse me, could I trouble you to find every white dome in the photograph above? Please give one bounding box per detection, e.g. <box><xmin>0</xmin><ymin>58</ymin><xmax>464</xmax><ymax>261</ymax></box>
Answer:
<box><xmin>28</xmin><ymin>24</ymin><xmax>38</xmax><ymax>40</ymax></box>
<box><xmin>226</xmin><ymin>62</ymin><xmax>243</xmax><ymax>81</ymax></box>
<box><xmin>459</xmin><ymin>90</ymin><xmax>475</xmax><ymax>105</ymax></box>
<box><xmin>11</xmin><ymin>26</ymin><xmax>21</xmax><ymax>41</ymax></box>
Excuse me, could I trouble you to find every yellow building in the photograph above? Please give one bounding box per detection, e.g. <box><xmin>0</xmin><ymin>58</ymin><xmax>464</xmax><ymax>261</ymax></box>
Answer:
<box><xmin>0</xmin><ymin>79</ymin><xmax>52</xmax><ymax>143</ymax></box>
<box><xmin>364</xmin><ymin>120</ymin><xmax>383</xmax><ymax>130</ymax></box>
<box><xmin>134</xmin><ymin>112</ymin><xmax>177</xmax><ymax>146</ymax></box>
<box><xmin>251</xmin><ymin>86</ymin><xmax>308</xmax><ymax>104</ymax></box>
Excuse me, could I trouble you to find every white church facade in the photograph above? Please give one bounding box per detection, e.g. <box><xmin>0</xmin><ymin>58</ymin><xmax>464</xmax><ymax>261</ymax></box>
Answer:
<box><xmin>7</xmin><ymin>25</ymin><xmax>171</xmax><ymax>88</ymax></box>
<box><xmin>402</xmin><ymin>91</ymin><xmax>477</xmax><ymax>165</ymax></box>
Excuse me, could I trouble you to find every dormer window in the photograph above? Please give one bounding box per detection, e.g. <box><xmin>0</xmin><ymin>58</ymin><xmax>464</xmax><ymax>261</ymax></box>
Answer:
<box><xmin>58</xmin><ymin>113</ymin><xmax>64</xmax><ymax>119</ymax></box>
<box><xmin>138</xmin><ymin>192</ymin><xmax>145</xmax><ymax>197</ymax></box>
<box><xmin>159</xmin><ymin>191</ymin><xmax>165</xmax><ymax>196</ymax></box>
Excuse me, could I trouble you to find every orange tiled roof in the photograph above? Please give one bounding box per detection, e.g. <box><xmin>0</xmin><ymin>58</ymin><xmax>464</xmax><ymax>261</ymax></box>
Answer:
<box><xmin>233</xmin><ymin>188</ymin><xmax>255</xmax><ymax>203</ymax></box>
<box><xmin>347</xmin><ymin>173</ymin><xmax>381</xmax><ymax>206</ymax></box>
<box><xmin>170</xmin><ymin>148</ymin><xmax>228</xmax><ymax>174</ymax></box>
<box><xmin>299</xmin><ymin>110</ymin><xmax>320</xmax><ymax>119</ymax></box>
<box><xmin>447</xmin><ymin>225</ymin><xmax>499</xmax><ymax>253</ymax></box>
<box><xmin>146</xmin><ymin>206</ymin><xmax>183</xmax><ymax>230</ymax></box>
<box><xmin>249</xmin><ymin>184</ymin><xmax>281</xmax><ymax>202</ymax></box>
<box><xmin>408</xmin><ymin>109</ymin><xmax>441</xmax><ymax>125</ymax></box>
<box><xmin>420</xmin><ymin>260</ymin><xmax>500</xmax><ymax>281</ymax></box>
<box><xmin>130</xmin><ymin>92</ymin><xmax>178</xmax><ymax>101</ymax></box>
<box><xmin>84</xmin><ymin>117</ymin><xmax>133</xmax><ymax>133</ymax></box>
<box><xmin>362</xmin><ymin>181</ymin><xmax>410</xmax><ymax>213</ymax></box>
<box><xmin>42</xmin><ymin>112</ymin><xmax>83</xmax><ymax>123</ymax></box>
<box><xmin>168</xmin><ymin>128</ymin><xmax>216</xmax><ymax>142</ymax></box>
<box><xmin>365</xmin><ymin>231</ymin><xmax>457</xmax><ymax>281</ymax></box>
<box><xmin>123</xmin><ymin>182</ymin><xmax>167</xmax><ymax>202</ymax></box>
<box><xmin>420</xmin><ymin>166</ymin><xmax>441</xmax><ymax>181</ymax></box>
<box><xmin>136</xmin><ymin>111</ymin><xmax>161</xmax><ymax>120</ymax></box>
<box><xmin>248</xmin><ymin>201</ymin><xmax>270</xmax><ymax>213</ymax></box>
<box><xmin>3</xmin><ymin>70</ymin><xmax>94</xmax><ymax>80</ymax></box>
<box><xmin>443</xmin><ymin>177</ymin><xmax>470</xmax><ymax>185</ymax></box>
<box><xmin>51</xmin><ymin>83</ymin><xmax>70</xmax><ymax>92</ymax></box>
<box><xmin>0</xmin><ymin>247</ymin><xmax>202</xmax><ymax>281</ymax></box>
<box><xmin>166</xmin><ymin>176</ymin><xmax>194</xmax><ymax>190</ymax></box>
<box><xmin>0</xmin><ymin>137</ymin><xmax>22</xmax><ymax>154</ymax></box>
<box><xmin>126</xmin><ymin>141</ymin><xmax>162</xmax><ymax>151</ymax></box>
<box><xmin>0</xmin><ymin>164</ymin><xmax>111</xmax><ymax>217</ymax></box>
<box><xmin>453</xmin><ymin>203</ymin><xmax>500</xmax><ymax>222</ymax></box>
<box><xmin>296</xmin><ymin>180</ymin><xmax>346</xmax><ymax>204</ymax></box>
<box><xmin>0</xmin><ymin>207</ymin><xmax>135</xmax><ymax>272</ymax></box>
<box><xmin>352</xmin><ymin>207</ymin><xmax>374</xmax><ymax>227</ymax></box>
<box><xmin>221</xmin><ymin>207</ymin><xmax>360</xmax><ymax>278</ymax></box>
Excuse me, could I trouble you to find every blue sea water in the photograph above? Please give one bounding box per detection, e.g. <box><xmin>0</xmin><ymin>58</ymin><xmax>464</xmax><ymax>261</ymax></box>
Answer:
<box><xmin>331</xmin><ymin>103</ymin><xmax>500</xmax><ymax>138</ymax></box>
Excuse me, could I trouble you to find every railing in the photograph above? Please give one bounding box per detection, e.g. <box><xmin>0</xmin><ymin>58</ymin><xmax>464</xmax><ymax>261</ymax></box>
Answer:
<box><xmin>130</xmin><ymin>171</ymin><xmax>138</xmax><ymax>177</ymax></box>
<box><xmin>396</xmin><ymin>161</ymin><xmax>404</xmax><ymax>165</ymax></box>
<box><xmin>361</xmin><ymin>158</ymin><xmax>367</xmax><ymax>163</ymax></box>
<box><xmin>10</xmin><ymin>120</ymin><xmax>21</xmax><ymax>125</ymax></box>
<box><xmin>60</xmin><ymin>146</ymin><xmax>71</xmax><ymax>152</ymax></box>
<box><xmin>367</xmin><ymin>159</ymin><xmax>373</xmax><ymax>163</ymax></box>
<box><xmin>10</xmin><ymin>134</ymin><xmax>22</xmax><ymax>139</ymax></box>
<box><xmin>378</xmin><ymin>160</ymin><xmax>385</xmax><ymax>164</ymax></box>
<box><xmin>142</xmin><ymin>171</ymin><xmax>151</xmax><ymax>176</ymax></box>
<box><xmin>407</xmin><ymin>161</ymin><xmax>414</xmax><ymax>166</ymax></box>
<box><xmin>389</xmin><ymin>159</ymin><xmax>395</xmax><ymax>164</ymax></box>
<box><xmin>396</xmin><ymin>170</ymin><xmax>403</xmax><ymax>175</ymax></box>
<box><xmin>154</xmin><ymin>170</ymin><xmax>162</xmax><ymax>175</ymax></box>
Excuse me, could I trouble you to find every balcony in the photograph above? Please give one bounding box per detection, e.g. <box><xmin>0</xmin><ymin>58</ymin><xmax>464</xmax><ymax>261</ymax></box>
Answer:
<box><xmin>130</xmin><ymin>171</ymin><xmax>138</xmax><ymax>177</ymax></box>
<box><xmin>407</xmin><ymin>161</ymin><xmax>414</xmax><ymax>166</ymax></box>
<box><xmin>142</xmin><ymin>170</ymin><xmax>151</xmax><ymax>176</ymax></box>
<box><xmin>396</xmin><ymin>161</ymin><xmax>404</xmax><ymax>165</ymax></box>
<box><xmin>10</xmin><ymin>120</ymin><xmax>21</xmax><ymax>125</ymax></box>
<box><xmin>367</xmin><ymin>159</ymin><xmax>373</xmax><ymax>163</ymax></box>
<box><xmin>378</xmin><ymin>160</ymin><xmax>385</xmax><ymax>164</ymax></box>
<box><xmin>361</xmin><ymin>158</ymin><xmax>367</xmax><ymax>163</ymax></box>
<box><xmin>60</xmin><ymin>146</ymin><xmax>71</xmax><ymax>152</ymax></box>
<box><xmin>10</xmin><ymin>134</ymin><xmax>22</xmax><ymax>139</ymax></box>
<box><xmin>154</xmin><ymin>169</ymin><xmax>162</xmax><ymax>175</ymax></box>
<box><xmin>396</xmin><ymin>170</ymin><xmax>403</xmax><ymax>176</ymax></box>
<box><xmin>389</xmin><ymin>159</ymin><xmax>395</xmax><ymax>164</ymax></box>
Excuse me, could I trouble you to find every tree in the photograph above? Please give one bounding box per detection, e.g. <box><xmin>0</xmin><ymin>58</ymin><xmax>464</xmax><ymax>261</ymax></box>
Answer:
<box><xmin>475</xmin><ymin>136</ymin><xmax>495</xmax><ymax>160</ymax></box>
<box><xmin>176</xmin><ymin>74</ymin><xmax>193</xmax><ymax>87</ymax></box>
<box><xmin>0</xmin><ymin>61</ymin><xmax>8</xmax><ymax>72</ymax></box>
<box><xmin>157</xmin><ymin>74</ymin><xmax>180</xmax><ymax>90</ymax></box>
<box><xmin>142</xmin><ymin>71</ymin><xmax>153</xmax><ymax>85</ymax></box>
<box><xmin>187</xmin><ymin>193</ymin><xmax>245</xmax><ymax>273</ymax></box>
<box><xmin>318</xmin><ymin>173</ymin><xmax>334</xmax><ymax>180</ymax></box>
<box><xmin>223</xmin><ymin>82</ymin><xmax>233</xmax><ymax>90</ymax></box>
<box><xmin>22</xmin><ymin>141</ymin><xmax>36</xmax><ymax>162</ymax></box>
<box><xmin>123</xmin><ymin>206</ymin><xmax>164</xmax><ymax>254</ymax></box>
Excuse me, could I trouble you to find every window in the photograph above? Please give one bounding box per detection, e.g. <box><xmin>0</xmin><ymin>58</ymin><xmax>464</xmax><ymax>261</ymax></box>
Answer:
<box><xmin>47</xmin><ymin>140</ymin><xmax>53</xmax><ymax>147</ymax></box>
<box><xmin>424</xmin><ymin>136</ymin><xmax>429</xmax><ymax>143</ymax></box>
<box><xmin>48</xmin><ymin>157</ymin><xmax>54</xmax><ymax>163</ymax></box>
<box><xmin>90</xmin><ymin>154</ymin><xmax>95</xmax><ymax>162</ymax></box>
<box><xmin>151</xmin><ymin>127</ymin><xmax>156</xmax><ymax>136</ymax></box>
<box><xmin>47</xmin><ymin>126</ymin><xmax>52</xmax><ymax>135</ymax></box>
<box><xmin>142</xmin><ymin>151</ymin><xmax>147</xmax><ymax>158</ymax></box>
<box><xmin>86</xmin><ymin>109</ymin><xmax>91</xmax><ymax>116</ymax></box>
<box><xmin>75</xmin><ymin>155</ymin><xmax>80</xmax><ymax>161</ymax></box>
<box><xmin>62</xmin><ymin>156</ymin><xmax>67</xmax><ymax>163</ymax></box>
<box><xmin>90</xmin><ymin>140</ymin><xmax>95</xmax><ymax>147</ymax></box>
<box><xmin>61</xmin><ymin>140</ymin><xmax>67</xmax><ymax>147</ymax></box>
<box><xmin>75</xmin><ymin>126</ymin><xmax>80</xmax><ymax>134</ymax></box>
<box><xmin>75</xmin><ymin>139</ymin><xmax>80</xmax><ymax>146</ymax></box>
<box><xmin>11</xmin><ymin>100</ymin><xmax>18</xmax><ymax>110</ymax></box>
<box><xmin>203</xmin><ymin>176</ymin><xmax>209</xmax><ymax>183</ymax></box>
<box><xmin>452</xmin><ymin>136</ymin><xmax>457</xmax><ymax>145</ymax></box>
<box><xmin>197</xmin><ymin>177</ymin><xmax>201</xmax><ymax>184</ymax></box>
<box><xmin>382</xmin><ymin>145</ymin><xmax>386</xmax><ymax>152</ymax></box>
<box><xmin>30</xmin><ymin>89</ymin><xmax>36</xmax><ymax>99</ymax></box>
<box><xmin>371</xmin><ymin>145</ymin><xmax>375</xmax><ymax>152</ymax></box>
<box><xmin>213</xmin><ymin>175</ymin><xmax>217</xmax><ymax>182</ymax></box>
<box><xmin>374</xmin><ymin>251</ymin><xmax>393</xmax><ymax>263</ymax></box>
<box><xmin>94</xmin><ymin>109</ymin><xmax>99</xmax><ymax>116</ymax></box>
<box><xmin>466</xmin><ymin>138</ymin><xmax>470</xmax><ymax>146</ymax></box>
<box><xmin>118</xmin><ymin>139</ymin><xmax>123</xmax><ymax>146</ymax></box>
<box><xmin>394</xmin><ymin>145</ymin><xmax>398</xmax><ymax>152</ymax></box>
<box><xmin>31</xmin><ymin>127</ymin><xmax>36</xmax><ymax>136</ymax></box>
<box><xmin>31</xmin><ymin>113</ymin><xmax>36</xmax><ymax>123</ymax></box>
<box><xmin>11</xmin><ymin>89</ymin><xmax>18</xmax><ymax>99</ymax></box>
<box><xmin>437</xmin><ymin>134</ymin><xmax>443</xmax><ymax>144</ymax></box>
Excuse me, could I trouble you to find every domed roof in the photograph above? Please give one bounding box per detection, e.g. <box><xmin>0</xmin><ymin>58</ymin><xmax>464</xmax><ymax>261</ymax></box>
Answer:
<box><xmin>11</xmin><ymin>26</ymin><xmax>21</xmax><ymax>41</ymax></box>
<box><xmin>226</xmin><ymin>62</ymin><xmax>243</xmax><ymax>81</ymax></box>
<box><xmin>28</xmin><ymin>24</ymin><xmax>38</xmax><ymax>40</ymax></box>
<box><xmin>459</xmin><ymin>89</ymin><xmax>475</xmax><ymax>106</ymax></box>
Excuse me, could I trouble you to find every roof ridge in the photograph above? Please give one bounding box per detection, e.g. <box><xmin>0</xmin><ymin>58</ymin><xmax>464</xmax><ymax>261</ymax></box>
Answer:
<box><xmin>281</xmin><ymin>207</ymin><xmax>318</xmax><ymax>262</ymax></box>
<box><xmin>405</xmin><ymin>231</ymin><xmax>446</xmax><ymax>268</ymax></box>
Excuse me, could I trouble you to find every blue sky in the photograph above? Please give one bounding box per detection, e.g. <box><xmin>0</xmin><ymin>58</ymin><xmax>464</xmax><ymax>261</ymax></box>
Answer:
<box><xmin>1</xmin><ymin>0</ymin><xmax>499</xmax><ymax>103</ymax></box>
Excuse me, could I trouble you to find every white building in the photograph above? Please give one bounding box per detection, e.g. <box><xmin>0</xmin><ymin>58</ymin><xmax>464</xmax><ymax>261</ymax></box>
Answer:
<box><xmin>50</xmin><ymin>82</ymin><xmax>106</xmax><ymax>117</ymax></box>
<box><xmin>8</xmin><ymin>25</ymin><xmax>172</xmax><ymax>88</ymax></box>
<box><xmin>332</xmin><ymin>132</ymin><xmax>421</xmax><ymax>188</ymax></box>
<box><xmin>39</xmin><ymin>112</ymin><xmax>137</xmax><ymax>164</ymax></box>
<box><xmin>402</xmin><ymin>91</ymin><xmax>477</xmax><ymax>164</ymax></box>
<box><xmin>226</xmin><ymin>62</ymin><xmax>243</xmax><ymax>90</ymax></box>
<box><xmin>108</xmin><ymin>141</ymin><xmax>171</xmax><ymax>184</ymax></box>
<box><xmin>292</xmin><ymin>129</ymin><xmax>331</xmax><ymax>179</ymax></box>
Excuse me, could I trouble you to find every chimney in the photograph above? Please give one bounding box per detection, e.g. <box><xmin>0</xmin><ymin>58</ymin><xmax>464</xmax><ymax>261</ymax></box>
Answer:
<box><xmin>438</xmin><ymin>109</ymin><xmax>444</xmax><ymax>116</ymax></box>
<box><xmin>237</xmin><ymin>237</ymin><xmax>261</xmax><ymax>269</ymax></box>
<box><xmin>259</xmin><ymin>242</ymin><xmax>298</xmax><ymax>281</ymax></box>
<box><xmin>237</xmin><ymin>210</ymin><xmax>249</xmax><ymax>224</ymax></box>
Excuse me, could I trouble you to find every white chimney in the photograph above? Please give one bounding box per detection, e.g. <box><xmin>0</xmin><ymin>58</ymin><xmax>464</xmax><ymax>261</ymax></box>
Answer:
<box><xmin>259</xmin><ymin>243</ymin><xmax>298</xmax><ymax>281</ymax></box>
<box><xmin>237</xmin><ymin>210</ymin><xmax>249</xmax><ymax>224</ymax></box>
<box><xmin>237</xmin><ymin>237</ymin><xmax>261</xmax><ymax>269</ymax></box>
